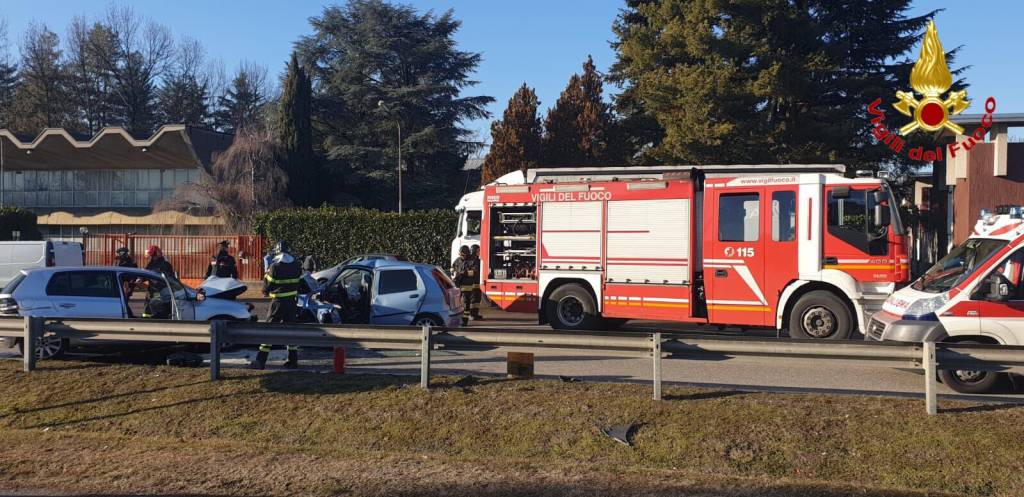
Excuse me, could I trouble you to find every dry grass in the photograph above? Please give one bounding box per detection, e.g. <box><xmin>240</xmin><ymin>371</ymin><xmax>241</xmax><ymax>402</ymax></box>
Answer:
<box><xmin>0</xmin><ymin>360</ymin><xmax>1021</xmax><ymax>496</ymax></box>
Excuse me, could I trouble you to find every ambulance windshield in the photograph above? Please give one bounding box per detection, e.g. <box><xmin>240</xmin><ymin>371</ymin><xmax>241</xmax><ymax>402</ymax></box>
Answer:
<box><xmin>912</xmin><ymin>238</ymin><xmax>1007</xmax><ymax>293</ymax></box>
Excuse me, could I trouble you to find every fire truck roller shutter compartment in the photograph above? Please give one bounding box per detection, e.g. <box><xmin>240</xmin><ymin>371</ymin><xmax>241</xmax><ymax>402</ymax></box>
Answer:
<box><xmin>540</xmin><ymin>201</ymin><xmax>603</xmax><ymax>271</ymax></box>
<box><xmin>606</xmin><ymin>199</ymin><xmax>690</xmax><ymax>285</ymax></box>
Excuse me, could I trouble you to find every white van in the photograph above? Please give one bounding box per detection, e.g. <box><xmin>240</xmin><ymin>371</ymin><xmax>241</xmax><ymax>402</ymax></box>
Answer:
<box><xmin>0</xmin><ymin>241</ymin><xmax>84</xmax><ymax>287</ymax></box>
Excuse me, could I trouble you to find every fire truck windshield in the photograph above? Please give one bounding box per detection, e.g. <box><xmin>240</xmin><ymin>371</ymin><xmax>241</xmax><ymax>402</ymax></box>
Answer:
<box><xmin>912</xmin><ymin>238</ymin><xmax>1007</xmax><ymax>293</ymax></box>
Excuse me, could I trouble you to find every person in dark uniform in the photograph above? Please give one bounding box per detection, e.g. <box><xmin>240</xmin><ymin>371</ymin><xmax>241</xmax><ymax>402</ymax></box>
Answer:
<box><xmin>451</xmin><ymin>245</ymin><xmax>474</xmax><ymax>326</ymax></box>
<box><xmin>469</xmin><ymin>245</ymin><xmax>483</xmax><ymax>320</ymax></box>
<box><xmin>114</xmin><ymin>247</ymin><xmax>137</xmax><ymax>268</ymax></box>
<box><xmin>205</xmin><ymin>240</ymin><xmax>239</xmax><ymax>279</ymax></box>
<box><xmin>143</xmin><ymin>245</ymin><xmax>175</xmax><ymax>319</ymax></box>
<box><xmin>252</xmin><ymin>240</ymin><xmax>302</xmax><ymax>370</ymax></box>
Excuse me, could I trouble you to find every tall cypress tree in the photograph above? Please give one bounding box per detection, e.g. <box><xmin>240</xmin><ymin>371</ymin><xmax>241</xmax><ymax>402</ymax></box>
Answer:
<box><xmin>481</xmin><ymin>84</ymin><xmax>542</xmax><ymax>184</ymax></box>
<box><xmin>278</xmin><ymin>52</ymin><xmax>317</xmax><ymax>206</ymax></box>
<box><xmin>611</xmin><ymin>0</ymin><xmax>943</xmax><ymax>170</ymax></box>
<box><xmin>541</xmin><ymin>56</ymin><xmax>615</xmax><ymax>167</ymax></box>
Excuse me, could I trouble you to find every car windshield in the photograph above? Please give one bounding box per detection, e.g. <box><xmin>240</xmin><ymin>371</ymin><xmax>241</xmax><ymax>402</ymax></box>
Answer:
<box><xmin>912</xmin><ymin>238</ymin><xmax>1007</xmax><ymax>293</ymax></box>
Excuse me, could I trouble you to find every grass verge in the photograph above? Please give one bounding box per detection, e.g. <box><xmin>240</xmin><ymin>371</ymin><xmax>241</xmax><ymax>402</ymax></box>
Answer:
<box><xmin>0</xmin><ymin>360</ymin><xmax>1021</xmax><ymax>496</ymax></box>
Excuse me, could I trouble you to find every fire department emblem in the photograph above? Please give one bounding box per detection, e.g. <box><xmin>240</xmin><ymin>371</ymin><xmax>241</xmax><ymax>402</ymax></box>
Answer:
<box><xmin>893</xmin><ymin>21</ymin><xmax>968</xmax><ymax>135</ymax></box>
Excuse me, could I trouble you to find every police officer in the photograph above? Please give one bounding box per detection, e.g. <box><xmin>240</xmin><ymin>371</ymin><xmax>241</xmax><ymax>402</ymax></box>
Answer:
<box><xmin>143</xmin><ymin>246</ymin><xmax>175</xmax><ymax>319</ymax></box>
<box><xmin>451</xmin><ymin>245</ymin><xmax>475</xmax><ymax>326</ymax></box>
<box><xmin>469</xmin><ymin>245</ymin><xmax>483</xmax><ymax>321</ymax></box>
<box><xmin>114</xmin><ymin>247</ymin><xmax>137</xmax><ymax>268</ymax></box>
<box><xmin>252</xmin><ymin>240</ymin><xmax>302</xmax><ymax>370</ymax></box>
<box><xmin>205</xmin><ymin>240</ymin><xmax>239</xmax><ymax>279</ymax></box>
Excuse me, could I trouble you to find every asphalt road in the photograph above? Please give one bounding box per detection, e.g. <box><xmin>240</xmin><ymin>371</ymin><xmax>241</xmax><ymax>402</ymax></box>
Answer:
<box><xmin>3</xmin><ymin>305</ymin><xmax>1023</xmax><ymax>404</ymax></box>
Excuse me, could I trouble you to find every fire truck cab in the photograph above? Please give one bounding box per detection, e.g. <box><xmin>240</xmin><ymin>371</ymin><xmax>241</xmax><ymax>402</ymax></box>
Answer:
<box><xmin>869</xmin><ymin>206</ymin><xmax>1024</xmax><ymax>393</ymax></box>
<box><xmin>467</xmin><ymin>164</ymin><xmax>907</xmax><ymax>339</ymax></box>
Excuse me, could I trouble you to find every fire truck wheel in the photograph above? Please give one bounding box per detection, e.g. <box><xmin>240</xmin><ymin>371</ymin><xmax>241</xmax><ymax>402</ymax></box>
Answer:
<box><xmin>938</xmin><ymin>341</ymin><xmax>1007</xmax><ymax>394</ymax></box>
<box><xmin>603</xmin><ymin>318</ymin><xmax>630</xmax><ymax>330</ymax></box>
<box><xmin>546</xmin><ymin>283</ymin><xmax>601</xmax><ymax>331</ymax></box>
<box><xmin>788</xmin><ymin>291</ymin><xmax>852</xmax><ymax>340</ymax></box>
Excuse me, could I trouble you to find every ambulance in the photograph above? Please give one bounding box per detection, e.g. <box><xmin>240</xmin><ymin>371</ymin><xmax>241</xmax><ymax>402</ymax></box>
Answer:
<box><xmin>456</xmin><ymin>164</ymin><xmax>908</xmax><ymax>340</ymax></box>
<box><xmin>868</xmin><ymin>206</ymin><xmax>1024</xmax><ymax>393</ymax></box>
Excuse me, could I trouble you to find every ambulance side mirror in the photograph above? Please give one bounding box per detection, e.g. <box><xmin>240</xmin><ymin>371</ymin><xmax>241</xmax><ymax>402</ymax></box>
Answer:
<box><xmin>986</xmin><ymin>273</ymin><xmax>1012</xmax><ymax>302</ymax></box>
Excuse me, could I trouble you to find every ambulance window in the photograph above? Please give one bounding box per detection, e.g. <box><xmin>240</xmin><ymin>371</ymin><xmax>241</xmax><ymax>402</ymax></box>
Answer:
<box><xmin>719</xmin><ymin>193</ymin><xmax>760</xmax><ymax>242</ymax></box>
<box><xmin>772</xmin><ymin>191</ymin><xmax>796</xmax><ymax>242</ymax></box>
<box><xmin>994</xmin><ymin>249</ymin><xmax>1024</xmax><ymax>300</ymax></box>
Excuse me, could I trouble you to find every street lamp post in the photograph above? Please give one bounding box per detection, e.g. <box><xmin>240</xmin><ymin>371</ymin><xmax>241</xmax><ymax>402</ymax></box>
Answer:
<box><xmin>378</xmin><ymin>100</ymin><xmax>403</xmax><ymax>214</ymax></box>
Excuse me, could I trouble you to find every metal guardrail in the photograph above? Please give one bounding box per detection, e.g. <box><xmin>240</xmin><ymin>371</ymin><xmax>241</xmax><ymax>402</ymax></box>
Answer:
<box><xmin>6</xmin><ymin>316</ymin><xmax>1024</xmax><ymax>415</ymax></box>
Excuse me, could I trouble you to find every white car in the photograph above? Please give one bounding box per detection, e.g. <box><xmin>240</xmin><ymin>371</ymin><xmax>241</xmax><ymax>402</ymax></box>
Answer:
<box><xmin>1</xmin><ymin>266</ymin><xmax>253</xmax><ymax>359</ymax></box>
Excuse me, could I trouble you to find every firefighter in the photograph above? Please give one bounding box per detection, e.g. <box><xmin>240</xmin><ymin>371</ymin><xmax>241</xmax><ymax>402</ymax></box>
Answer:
<box><xmin>470</xmin><ymin>244</ymin><xmax>483</xmax><ymax>320</ymax></box>
<box><xmin>142</xmin><ymin>246</ymin><xmax>175</xmax><ymax>319</ymax></box>
<box><xmin>114</xmin><ymin>247</ymin><xmax>137</xmax><ymax>268</ymax></box>
<box><xmin>252</xmin><ymin>240</ymin><xmax>302</xmax><ymax>370</ymax></box>
<box><xmin>145</xmin><ymin>245</ymin><xmax>175</xmax><ymax>277</ymax></box>
<box><xmin>205</xmin><ymin>240</ymin><xmax>239</xmax><ymax>279</ymax></box>
<box><xmin>451</xmin><ymin>245</ymin><xmax>474</xmax><ymax>326</ymax></box>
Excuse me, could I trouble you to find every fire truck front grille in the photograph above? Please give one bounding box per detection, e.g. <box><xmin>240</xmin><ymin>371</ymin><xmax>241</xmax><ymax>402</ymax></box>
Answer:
<box><xmin>868</xmin><ymin>318</ymin><xmax>885</xmax><ymax>341</ymax></box>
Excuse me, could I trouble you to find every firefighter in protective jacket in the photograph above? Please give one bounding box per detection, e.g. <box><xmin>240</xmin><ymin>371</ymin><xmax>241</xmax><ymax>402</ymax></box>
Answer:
<box><xmin>252</xmin><ymin>240</ymin><xmax>302</xmax><ymax>370</ymax></box>
<box><xmin>142</xmin><ymin>246</ymin><xmax>174</xmax><ymax>319</ymax></box>
<box><xmin>470</xmin><ymin>245</ymin><xmax>483</xmax><ymax>320</ymax></box>
<box><xmin>451</xmin><ymin>245</ymin><xmax>476</xmax><ymax>325</ymax></box>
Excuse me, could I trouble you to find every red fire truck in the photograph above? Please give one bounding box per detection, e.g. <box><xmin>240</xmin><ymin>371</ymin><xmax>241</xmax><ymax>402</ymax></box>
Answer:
<box><xmin>476</xmin><ymin>165</ymin><xmax>908</xmax><ymax>339</ymax></box>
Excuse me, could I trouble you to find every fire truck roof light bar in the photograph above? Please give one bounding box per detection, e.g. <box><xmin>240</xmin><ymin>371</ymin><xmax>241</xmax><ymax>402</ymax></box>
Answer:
<box><xmin>627</xmin><ymin>181</ymin><xmax>668</xmax><ymax>190</ymax></box>
<box><xmin>553</xmin><ymin>184</ymin><xmax>589</xmax><ymax>192</ymax></box>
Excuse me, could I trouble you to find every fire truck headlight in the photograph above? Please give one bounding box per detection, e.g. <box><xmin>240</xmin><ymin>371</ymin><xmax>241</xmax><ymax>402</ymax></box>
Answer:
<box><xmin>902</xmin><ymin>294</ymin><xmax>948</xmax><ymax>321</ymax></box>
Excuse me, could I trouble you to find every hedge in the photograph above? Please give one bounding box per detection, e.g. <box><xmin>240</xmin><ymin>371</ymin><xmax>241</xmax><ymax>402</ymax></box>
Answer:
<box><xmin>252</xmin><ymin>207</ymin><xmax>458</xmax><ymax>268</ymax></box>
<box><xmin>0</xmin><ymin>207</ymin><xmax>42</xmax><ymax>241</ymax></box>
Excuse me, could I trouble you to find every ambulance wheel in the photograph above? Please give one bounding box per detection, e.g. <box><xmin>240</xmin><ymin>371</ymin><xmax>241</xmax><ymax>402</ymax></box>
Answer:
<box><xmin>938</xmin><ymin>341</ymin><xmax>1007</xmax><ymax>394</ymax></box>
<box><xmin>546</xmin><ymin>284</ymin><xmax>601</xmax><ymax>331</ymax></box>
<box><xmin>788</xmin><ymin>291</ymin><xmax>852</xmax><ymax>340</ymax></box>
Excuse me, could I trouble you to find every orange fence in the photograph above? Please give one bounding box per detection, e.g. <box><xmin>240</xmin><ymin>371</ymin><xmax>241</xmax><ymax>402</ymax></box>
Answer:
<box><xmin>84</xmin><ymin>234</ymin><xmax>267</xmax><ymax>287</ymax></box>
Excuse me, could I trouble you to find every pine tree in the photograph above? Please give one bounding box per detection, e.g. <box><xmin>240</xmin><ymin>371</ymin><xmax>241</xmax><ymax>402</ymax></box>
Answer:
<box><xmin>212</xmin><ymin>63</ymin><xmax>267</xmax><ymax>134</ymax></box>
<box><xmin>296</xmin><ymin>0</ymin><xmax>493</xmax><ymax>210</ymax></box>
<box><xmin>610</xmin><ymin>0</ymin><xmax>944</xmax><ymax>169</ymax></box>
<box><xmin>541</xmin><ymin>56</ymin><xmax>615</xmax><ymax>167</ymax></box>
<box><xmin>0</xmin><ymin>19</ymin><xmax>19</xmax><ymax>129</ymax></box>
<box><xmin>278</xmin><ymin>52</ymin><xmax>318</xmax><ymax>206</ymax></box>
<box><xmin>11</xmin><ymin>22</ymin><xmax>72</xmax><ymax>134</ymax></box>
<box><xmin>481</xmin><ymin>84</ymin><xmax>542</xmax><ymax>184</ymax></box>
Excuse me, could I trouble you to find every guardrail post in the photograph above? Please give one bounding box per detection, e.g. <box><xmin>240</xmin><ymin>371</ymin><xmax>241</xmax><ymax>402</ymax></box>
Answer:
<box><xmin>209</xmin><ymin>320</ymin><xmax>224</xmax><ymax>381</ymax></box>
<box><xmin>923</xmin><ymin>340</ymin><xmax>937</xmax><ymax>415</ymax></box>
<box><xmin>22</xmin><ymin>316</ymin><xmax>41</xmax><ymax>372</ymax></box>
<box><xmin>420</xmin><ymin>324</ymin><xmax>431</xmax><ymax>389</ymax></box>
<box><xmin>652</xmin><ymin>332</ymin><xmax>663</xmax><ymax>401</ymax></box>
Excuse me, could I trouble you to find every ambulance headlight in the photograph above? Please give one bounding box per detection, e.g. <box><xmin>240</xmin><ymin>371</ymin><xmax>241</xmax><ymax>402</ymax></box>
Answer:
<box><xmin>902</xmin><ymin>294</ymin><xmax>947</xmax><ymax>321</ymax></box>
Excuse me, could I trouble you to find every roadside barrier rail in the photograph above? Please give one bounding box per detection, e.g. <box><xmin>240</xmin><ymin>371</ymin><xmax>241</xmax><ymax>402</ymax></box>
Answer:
<box><xmin>5</xmin><ymin>316</ymin><xmax>1024</xmax><ymax>415</ymax></box>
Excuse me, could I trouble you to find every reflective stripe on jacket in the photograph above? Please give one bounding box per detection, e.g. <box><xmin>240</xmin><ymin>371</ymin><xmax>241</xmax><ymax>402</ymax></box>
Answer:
<box><xmin>263</xmin><ymin>257</ymin><xmax>302</xmax><ymax>300</ymax></box>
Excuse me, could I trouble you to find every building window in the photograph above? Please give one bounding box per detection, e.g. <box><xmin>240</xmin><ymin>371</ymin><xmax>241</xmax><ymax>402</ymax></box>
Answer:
<box><xmin>0</xmin><ymin>168</ymin><xmax>199</xmax><ymax>210</ymax></box>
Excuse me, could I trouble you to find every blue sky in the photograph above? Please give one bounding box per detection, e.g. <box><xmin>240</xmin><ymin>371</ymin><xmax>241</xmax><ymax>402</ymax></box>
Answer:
<box><xmin>2</xmin><ymin>0</ymin><xmax>1022</xmax><ymax>141</ymax></box>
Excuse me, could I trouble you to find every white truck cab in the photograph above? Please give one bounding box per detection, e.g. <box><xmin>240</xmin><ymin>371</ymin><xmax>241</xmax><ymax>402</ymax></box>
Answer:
<box><xmin>868</xmin><ymin>205</ymin><xmax>1024</xmax><ymax>393</ymax></box>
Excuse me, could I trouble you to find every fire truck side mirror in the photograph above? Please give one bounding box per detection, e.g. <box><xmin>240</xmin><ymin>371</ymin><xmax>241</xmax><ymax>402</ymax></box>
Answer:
<box><xmin>875</xmin><ymin>203</ymin><xmax>891</xmax><ymax>227</ymax></box>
